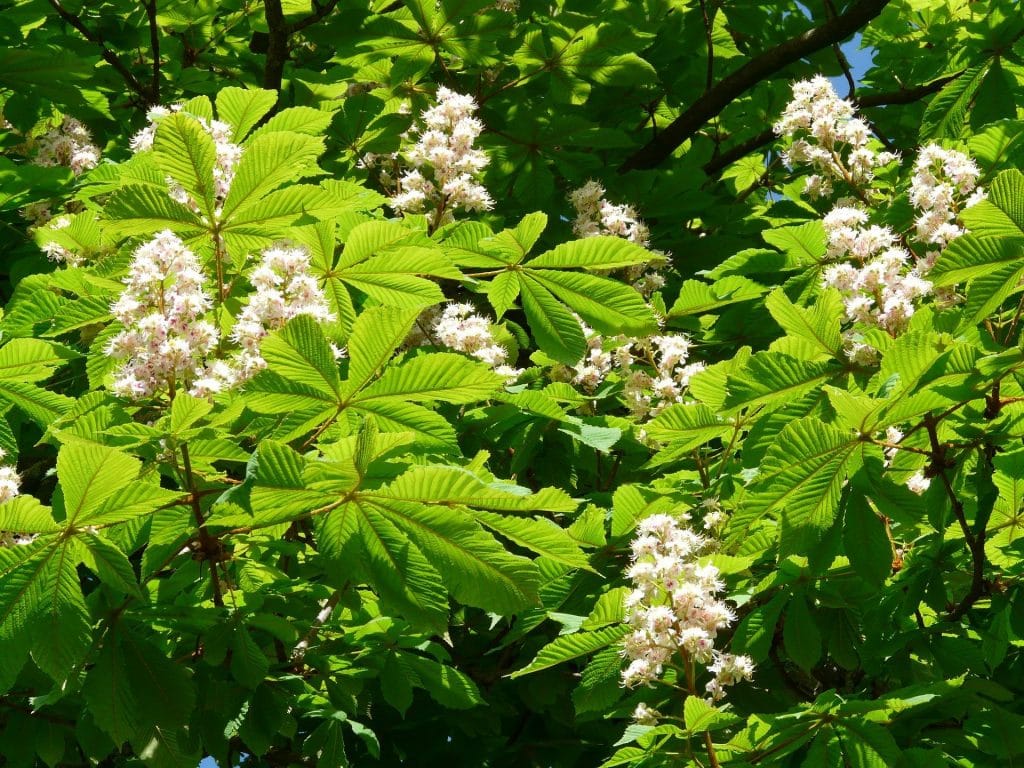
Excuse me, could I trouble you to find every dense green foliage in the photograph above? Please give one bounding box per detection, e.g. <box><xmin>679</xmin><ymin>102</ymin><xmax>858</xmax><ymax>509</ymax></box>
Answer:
<box><xmin>2</xmin><ymin>0</ymin><xmax>1024</xmax><ymax>766</ymax></box>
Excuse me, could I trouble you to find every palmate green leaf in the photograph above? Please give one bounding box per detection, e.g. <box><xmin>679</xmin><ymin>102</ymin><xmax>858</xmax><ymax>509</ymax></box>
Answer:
<box><xmin>519</xmin><ymin>274</ymin><xmax>586</xmax><ymax>364</ymax></box>
<box><xmin>487</xmin><ymin>271</ymin><xmax>521</xmax><ymax>318</ymax></box>
<box><xmin>509</xmin><ymin>624</ymin><xmax>629</xmax><ymax>678</ymax></box>
<box><xmin>582</xmin><ymin>588</ymin><xmax>629</xmax><ymax>630</ymax></box>
<box><xmin>220</xmin><ymin>132</ymin><xmax>326</xmax><ymax>221</ymax></box>
<box><xmin>481</xmin><ymin>212</ymin><xmax>548</xmax><ymax>264</ymax></box>
<box><xmin>355</xmin><ymin>353</ymin><xmax>503</xmax><ymax>404</ymax></box>
<box><xmin>338</xmin><ymin>265</ymin><xmax>445</xmax><ymax>308</ymax></box>
<box><xmin>782</xmin><ymin>594</ymin><xmax>821</xmax><ymax>672</ymax></box>
<box><xmin>152</xmin><ymin>113</ymin><xmax>217</xmax><ymax>218</ymax></box>
<box><xmin>366</xmin><ymin>499</ymin><xmax>540</xmax><ymax>616</ymax></box>
<box><xmin>987</xmin><ymin>448</ymin><xmax>1024</xmax><ymax>562</ymax></box>
<box><xmin>43</xmin><ymin>295</ymin><xmax>113</xmax><ymax>337</ymax></box>
<box><xmin>221</xmin><ymin>184</ymin><xmax>368</xmax><ymax>233</ymax></box>
<box><xmin>843</xmin><ymin>492</ymin><xmax>892</xmax><ymax>586</ymax></box>
<box><xmin>970</xmin><ymin>120</ymin><xmax>1024</xmax><ymax>172</ymax></box>
<box><xmin>761</xmin><ymin>221</ymin><xmax>826</xmax><ymax>265</ymax></box>
<box><xmin>215</xmin><ymin>87</ymin><xmax>279</xmax><ymax>142</ymax></box>
<box><xmin>738</xmin><ymin>418</ymin><xmax>859</xmax><ymax>556</ymax></box>
<box><xmin>339</xmin><ymin>220</ymin><xmax>419</xmax><ymax>268</ymax></box>
<box><xmin>58</xmin><ymin>443</ymin><xmax>141</xmax><ymax>527</ymax></box>
<box><xmin>0</xmin><ymin>534</ymin><xmax>91</xmax><ymax>683</ymax></box>
<box><xmin>80</xmin><ymin>533</ymin><xmax>142</xmax><ymax>597</ymax></box>
<box><xmin>963</xmin><ymin>259</ymin><xmax>1024</xmax><ymax>325</ymax></box>
<box><xmin>83</xmin><ymin>482</ymin><xmax>182</xmax><ymax>527</ymax></box>
<box><xmin>249</xmin><ymin>106</ymin><xmax>335</xmax><ymax>141</ymax></box>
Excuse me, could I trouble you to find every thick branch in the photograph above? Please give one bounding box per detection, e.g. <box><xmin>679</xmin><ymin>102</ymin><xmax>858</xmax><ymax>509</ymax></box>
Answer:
<box><xmin>263</xmin><ymin>0</ymin><xmax>290</xmax><ymax>92</ymax></box>
<box><xmin>701</xmin><ymin>74</ymin><xmax>961</xmax><ymax>177</ymax></box>
<box><xmin>48</xmin><ymin>0</ymin><xmax>155</xmax><ymax>103</ymax></box>
<box><xmin>620</xmin><ymin>0</ymin><xmax>892</xmax><ymax>172</ymax></box>
<box><xmin>144</xmin><ymin>0</ymin><xmax>161</xmax><ymax>103</ymax></box>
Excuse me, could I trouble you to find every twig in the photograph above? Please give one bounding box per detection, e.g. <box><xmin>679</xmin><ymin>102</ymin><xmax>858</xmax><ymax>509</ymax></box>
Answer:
<box><xmin>289</xmin><ymin>0</ymin><xmax>341</xmax><ymax>34</ymax></box>
<box><xmin>47</xmin><ymin>0</ymin><xmax>155</xmax><ymax>104</ymax></box>
<box><xmin>699</xmin><ymin>0</ymin><xmax>715</xmax><ymax>94</ymax></box>
<box><xmin>922</xmin><ymin>415</ymin><xmax>986</xmax><ymax>620</ymax></box>
<box><xmin>180</xmin><ymin>443</ymin><xmax>225</xmax><ymax>608</ymax></box>
<box><xmin>291</xmin><ymin>589</ymin><xmax>344</xmax><ymax>665</ymax></box>
<box><xmin>620</xmin><ymin>0</ymin><xmax>891</xmax><ymax>172</ymax></box>
<box><xmin>144</xmin><ymin>0</ymin><xmax>161</xmax><ymax>103</ymax></box>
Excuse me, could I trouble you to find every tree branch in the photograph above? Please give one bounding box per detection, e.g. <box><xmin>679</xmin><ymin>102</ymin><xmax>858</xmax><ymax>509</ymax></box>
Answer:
<box><xmin>144</xmin><ymin>0</ymin><xmax>161</xmax><ymax>103</ymax></box>
<box><xmin>289</xmin><ymin>0</ymin><xmax>341</xmax><ymax>34</ymax></box>
<box><xmin>263</xmin><ymin>0</ymin><xmax>290</xmax><ymax>92</ymax></box>
<box><xmin>620</xmin><ymin>0</ymin><xmax>892</xmax><ymax>172</ymax></box>
<box><xmin>701</xmin><ymin>73</ymin><xmax>962</xmax><ymax>177</ymax></box>
<box><xmin>47</xmin><ymin>0</ymin><xmax>155</xmax><ymax>104</ymax></box>
<box><xmin>923</xmin><ymin>414</ymin><xmax>987</xmax><ymax>621</ymax></box>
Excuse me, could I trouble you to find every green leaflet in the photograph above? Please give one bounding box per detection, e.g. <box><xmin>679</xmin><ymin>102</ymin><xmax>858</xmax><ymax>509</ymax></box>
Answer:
<box><xmin>510</xmin><ymin>624</ymin><xmax>629</xmax><ymax>678</ymax></box>
<box><xmin>220</xmin><ymin>132</ymin><xmax>326</xmax><ymax>220</ymax></box>
<box><xmin>736</xmin><ymin>418</ymin><xmax>860</xmax><ymax>556</ymax></box>
<box><xmin>152</xmin><ymin>112</ymin><xmax>218</xmax><ymax>218</ymax></box>
<box><xmin>215</xmin><ymin>87</ymin><xmax>279</xmax><ymax>143</ymax></box>
<box><xmin>919</xmin><ymin>65</ymin><xmax>986</xmax><ymax>141</ymax></box>
<box><xmin>723</xmin><ymin>351</ymin><xmax>840</xmax><ymax>413</ymax></box>
<box><xmin>764</xmin><ymin>288</ymin><xmax>842</xmax><ymax>358</ymax></box>
<box><xmin>528</xmin><ymin>235</ymin><xmax>650</xmax><ymax>270</ymax></box>
<box><xmin>519</xmin><ymin>274</ymin><xmax>587</xmax><ymax>363</ymax></box>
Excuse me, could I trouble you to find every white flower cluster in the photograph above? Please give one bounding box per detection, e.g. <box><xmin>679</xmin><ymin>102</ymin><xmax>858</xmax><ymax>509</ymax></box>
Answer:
<box><xmin>107</xmin><ymin>231</ymin><xmax>219</xmax><ymax>399</ymax></box>
<box><xmin>880</xmin><ymin>425</ymin><xmax>933</xmax><ymax>495</ymax></box>
<box><xmin>567</xmin><ymin>324</ymin><xmax>704</xmax><ymax>419</ymax></box>
<box><xmin>774</xmin><ymin>76</ymin><xmax>897</xmax><ymax>198</ymax></box>
<box><xmin>568</xmin><ymin>181</ymin><xmax>666</xmax><ymax>298</ymax></box>
<box><xmin>38</xmin><ymin>215</ymin><xmax>83</xmax><ymax>266</ymax></box>
<box><xmin>570</xmin><ymin>181</ymin><xmax>651</xmax><ymax>245</ymax></box>
<box><xmin>229</xmin><ymin>245</ymin><xmax>334</xmax><ymax>381</ymax></box>
<box><xmin>910</xmin><ymin>144</ymin><xmax>985</xmax><ymax>256</ymax></box>
<box><xmin>0</xmin><ymin>451</ymin><xmax>29</xmax><ymax>547</ymax></box>
<box><xmin>32</xmin><ymin>117</ymin><xmax>100</xmax><ymax>177</ymax></box>
<box><xmin>18</xmin><ymin>116</ymin><xmax>100</xmax><ymax>227</ymax></box>
<box><xmin>131</xmin><ymin>105</ymin><xmax>243</xmax><ymax>213</ymax></box>
<box><xmin>621</xmin><ymin>513</ymin><xmax>753</xmax><ymax>706</ymax></box>
<box><xmin>820</xmin><ymin>206</ymin><xmax>932</xmax><ymax>337</ymax></box>
<box><xmin>390</xmin><ymin>87</ymin><xmax>493</xmax><ymax>222</ymax></box>
<box><xmin>0</xmin><ymin>448</ymin><xmax>20</xmax><ymax>506</ymax></box>
<box><xmin>433</xmin><ymin>303</ymin><xmax>521</xmax><ymax>380</ymax></box>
